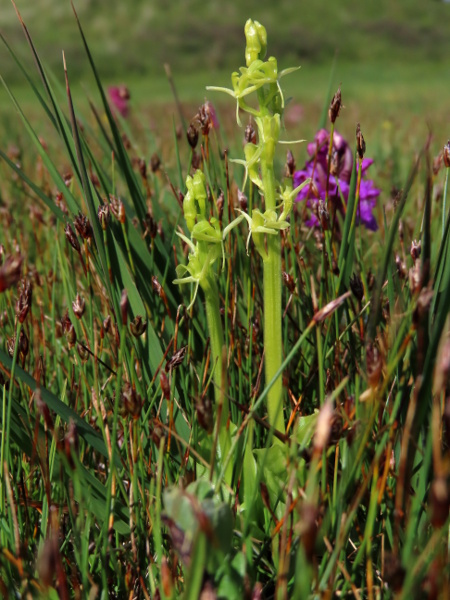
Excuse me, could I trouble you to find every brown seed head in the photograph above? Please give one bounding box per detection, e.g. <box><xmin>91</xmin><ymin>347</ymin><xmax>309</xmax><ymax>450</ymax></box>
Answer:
<box><xmin>238</xmin><ymin>189</ymin><xmax>248</xmax><ymax>211</ymax></box>
<box><xmin>159</xmin><ymin>371</ymin><xmax>171</xmax><ymax>400</ymax></box>
<box><xmin>285</xmin><ymin>149</ymin><xmax>296</xmax><ymax>178</ymax></box>
<box><xmin>120</xmin><ymin>289</ymin><xmax>128</xmax><ymax>326</ymax></box>
<box><xmin>61</xmin><ymin>312</ymin><xmax>76</xmax><ymax>347</ymax></box>
<box><xmin>329</xmin><ymin>86</ymin><xmax>342</xmax><ymax>124</ymax></box>
<box><xmin>216</xmin><ymin>190</ymin><xmax>225</xmax><ymax>223</ymax></box>
<box><xmin>356</xmin><ymin>122</ymin><xmax>366</xmax><ymax>160</ymax></box>
<box><xmin>150</xmin><ymin>152</ymin><xmax>161</xmax><ymax>173</ymax></box>
<box><xmin>366</xmin><ymin>342</ymin><xmax>382</xmax><ymax>388</ymax></box>
<box><xmin>443</xmin><ymin>141</ymin><xmax>450</xmax><ymax>168</ymax></box>
<box><xmin>138</xmin><ymin>157</ymin><xmax>147</xmax><ymax>179</ymax></box>
<box><xmin>64</xmin><ymin>223</ymin><xmax>80</xmax><ymax>253</ymax></box>
<box><xmin>16</xmin><ymin>279</ymin><xmax>32</xmax><ymax>323</ymax></box>
<box><xmin>410</xmin><ymin>239</ymin><xmax>421</xmax><ymax>263</ymax></box>
<box><xmin>72</xmin><ymin>293</ymin><xmax>85</xmax><ymax>319</ymax></box>
<box><xmin>349</xmin><ymin>273</ymin><xmax>364</xmax><ymax>303</ymax></box>
<box><xmin>121</xmin><ymin>382</ymin><xmax>143</xmax><ymax>419</ymax></box>
<box><xmin>109</xmin><ymin>195</ymin><xmax>126</xmax><ymax>223</ymax></box>
<box><xmin>244</xmin><ymin>123</ymin><xmax>257</xmax><ymax>145</ymax></box>
<box><xmin>165</xmin><ymin>346</ymin><xmax>187</xmax><ymax>372</ymax></box>
<box><xmin>130</xmin><ymin>315</ymin><xmax>147</xmax><ymax>337</ymax></box>
<box><xmin>97</xmin><ymin>204</ymin><xmax>110</xmax><ymax>231</ymax></box>
<box><xmin>0</xmin><ymin>254</ymin><xmax>23</xmax><ymax>293</ymax></box>
<box><xmin>187</xmin><ymin>124</ymin><xmax>199</xmax><ymax>149</ymax></box>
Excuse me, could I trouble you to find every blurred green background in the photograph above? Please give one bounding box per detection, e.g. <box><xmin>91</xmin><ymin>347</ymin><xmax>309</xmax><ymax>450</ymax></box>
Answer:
<box><xmin>1</xmin><ymin>0</ymin><xmax>450</xmax><ymax>150</ymax></box>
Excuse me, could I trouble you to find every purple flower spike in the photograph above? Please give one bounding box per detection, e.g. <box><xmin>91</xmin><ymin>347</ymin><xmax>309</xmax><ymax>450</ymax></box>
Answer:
<box><xmin>108</xmin><ymin>85</ymin><xmax>130</xmax><ymax>118</ymax></box>
<box><xmin>294</xmin><ymin>128</ymin><xmax>380</xmax><ymax>231</ymax></box>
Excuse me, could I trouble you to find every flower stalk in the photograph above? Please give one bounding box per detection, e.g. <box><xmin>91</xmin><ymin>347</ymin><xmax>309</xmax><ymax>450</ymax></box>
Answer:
<box><xmin>208</xmin><ymin>20</ymin><xmax>309</xmax><ymax>436</ymax></box>
<box><xmin>174</xmin><ymin>171</ymin><xmax>231</xmax><ymax>471</ymax></box>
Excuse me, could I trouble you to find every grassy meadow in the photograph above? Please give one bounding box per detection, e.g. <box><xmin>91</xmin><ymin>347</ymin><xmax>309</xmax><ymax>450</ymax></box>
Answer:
<box><xmin>0</xmin><ymin>1</ymin><xmax>449</xmax><ymax>598</ymax></box>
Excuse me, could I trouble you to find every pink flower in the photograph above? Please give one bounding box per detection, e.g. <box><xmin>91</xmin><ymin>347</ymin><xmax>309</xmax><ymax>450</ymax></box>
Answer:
<box><xmin>294</xmin><ymin>129</ymin><xmax>380</xmax><ymax>231</ymax></box>
<box><xmin>108</xmin><ymin>85</ymin><xmax>130</xmax><ymax>118</ymax></box>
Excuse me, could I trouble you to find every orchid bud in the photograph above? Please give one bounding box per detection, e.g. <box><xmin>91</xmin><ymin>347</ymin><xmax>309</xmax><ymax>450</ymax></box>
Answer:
<box><xmin>192</xmin><ymin>170</ymin><xmax>207</xmax><ymax>218</ymax></box>
<box><xmin>244</xmin><ymin>19</ymin><xmax>267</xmax><ymax>66</ymax></box>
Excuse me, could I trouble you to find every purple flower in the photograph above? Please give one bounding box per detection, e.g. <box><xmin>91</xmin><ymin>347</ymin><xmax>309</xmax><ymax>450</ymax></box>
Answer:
<box><xmin>294</xmin><ymin>128</ymin><xmax>380</xmax><ymax>231</ymax></box>
<box><xmin>108</xmin><ymin>85</ymin><xmax>130</xmax><ymax>118</ymax></box>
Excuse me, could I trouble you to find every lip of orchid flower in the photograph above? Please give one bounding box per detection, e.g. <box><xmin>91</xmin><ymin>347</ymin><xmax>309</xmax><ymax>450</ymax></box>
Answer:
<box><xmin>294</xmin><ymin>128</ymin><xmax>380</xmax><ymax>231</ymax></box>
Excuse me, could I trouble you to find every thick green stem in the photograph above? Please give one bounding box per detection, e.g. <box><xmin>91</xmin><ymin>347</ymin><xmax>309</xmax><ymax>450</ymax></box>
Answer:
<box><xmin>263</xmin><ymin>236</ymin><xmax>285</xmax><ymax>434</ymax></box>
<box><xmin>260</xmin><ymin>151</ymin><xmax>285</xmax><ymax>436</ymax></box>
<box><xmin>201</xmin><ymin>274</ymin><xmax>231</xmax><ymax>470</ymax></box>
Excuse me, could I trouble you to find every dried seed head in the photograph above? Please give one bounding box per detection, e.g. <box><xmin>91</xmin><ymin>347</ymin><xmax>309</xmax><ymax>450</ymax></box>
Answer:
<box><xmin>64</xmin><ymin>223</ymin><xmax>80</xmax><ymax>253</ymax></box>
<box><xmin>76</xmin><ymin>343</ymin><xmax>89</xmax><ymax>362</ymax></box>
<box><xmin>130</xmin><ymin>315</ymin><xmax>147</xmax><ymax>337</ymax></box>
<box><xmin>244</xmin><ymin>123</ymin><xmax>257</xmax><ymax>145</ymax></box>
<box><xmin>196</xmin><ymin>395</ymin><xmax>214</xmax><ymax>433</ymax></box>
<box><xmin>72</xmin><ymin>293</ymin><xmax>85</xmax><ymax>319</ymax></box>
<box><xmin>410</xmin><ymin>239</ymin><xmax>421</xmax><ymax>263</ymax></box>
<box><xmin>103</xmin><ymin>315</ymin><xmax>112</xmax><ymax>333</ymax></box>
<box><xmin>282</xmin><ymin>271</ymin><xmax>296</xmax><ymax>294</ymax></box>
<box><xmin>356</xmin><ymin>123</ymin><xmax>366</xmax><ymax>160</ymax></box>
<box><xmin>150</xmin><ymin>152</ymin><xmax>161</xmax><ymax>173</ymax></box>
<box><xmin>15</xmin><ymin>279</ymin><xmax>32</xmax><ymax>323</ymax></box>
<box><xmin>238</xmin><ymin>189</ymin><xmax>248</xmax><ymax>211</ymax></box>
<box><xmin>329</xmin><ymin>86</ymin><xmax>342</xmax><ymax>124</ymax></box>
<box><xmin>443</xmin><ymin>141</ymin><xmax>450</xmax><ymax>168</ymax></box>
<box><xmin>395</xmin><ymin>253</ymin><xmax>407</xmax><ymax>280</ymax></box>
<box><xmin>318</xmin><ymin>201</ymin><xmax>329</xmax><ymax>231</ymax></box>
<box><xmin>144</xmin><ymin>213</ymin><xmax>158</xmax><ymax>240</ymax></box>
<box><xmin>121</xmin><ymin>382</ymin><xmax>143</xmax><ymax>419</ymax></box>
<box><xmin>165</xmin><ymin>346</ymin><xmax>187</xmax><ymax>372</ymax></box>
<box><xmin>109</xmin><ymin>195</ymin><xmax>126</xmax><ymax>223</ymax></box>
<box><xmin>0</xmin><ymin>254</ymin><xmax>23</xmax><ymax>293</ymax></box>
<box><xmin>366</xmin><ymin>342</ymin><xmax>382</xmax><ymax>388</ymax></box>
<box><xmin>285</xmin><ymin>149</ymin><xmax>296</xmax><ymax>178</ymax></box>
<box><xmin>63</xmin><ymin>171</ymin><xmax>73</xmax><ymax>187</ymax></box>
<box><xmin>138</xmin><ymin>157</ymin><xmax>147</xmax><ymax>179</ymax></box>
<box><xmin>187</xmin><ymin>124</ymin><xmax>199</xmax><ymax>149</ymax></box>
<box><xmin>216</xmin><ymin>190</ymin><xmax>225</xmax><ymax>223</ymax></box>
<box><xmin>34</xmin><ymin>387</ymin><xmax>53</xmax><ymax>431</ymax></box>
<box><xmin>120</xmin><ymin>289</ymin><xmax>128</xmax><ymax>326</ymax></box>
<box><xmin>191</xmin><ymin>150</ymin><xmax>201</xmax><ymax>171</ymax></box>
<box><xmin>55</xmin><ymin>192</ymin><xmax>68</xmax><ymax>215</ymax></box>
<box><xmin>97</xmin><ymin>204</ymin><xmax>110</xmax><ymax>231</ymax></box>
<box><xmin>16</xmin><ymin>330</ymin><xmax>29</xmax><ymax>360</ymax></box>
<box><xmin>61</xmin><ymin>312</ymin><xmax>76</xmax><ymax>347</ymax></box>
<box><xmin>159</xmin><ymin>371</ymin><xmax>170</xmax><ymax>400</ymax></box>
<box><xmin>349</xmin><ymin>273</ymin><xmax>364</xmax><ymax>302</ymax></box>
